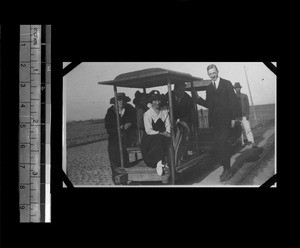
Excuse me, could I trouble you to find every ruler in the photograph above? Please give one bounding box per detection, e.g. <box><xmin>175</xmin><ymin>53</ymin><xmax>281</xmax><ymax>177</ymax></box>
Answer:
<box><xmin>19</xmin><ymin>25</ymin><xmax>47</xmax><ymax>222</ymax></box>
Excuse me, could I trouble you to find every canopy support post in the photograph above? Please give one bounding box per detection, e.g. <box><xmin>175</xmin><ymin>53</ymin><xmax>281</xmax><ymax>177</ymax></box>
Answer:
<box><xmin>191</xmin><ymin>81</ymin><xmax>200</xmax><ymax>155</ymax></box>
<box><xmin>113</xmin><ymin>85</ymin><xmax>124</xmax><ymax>169</ymax></box>
<box><xmin>167</xmin><ymin>79</ymin><xmax>176</xmax><ymax>185</ymax></box>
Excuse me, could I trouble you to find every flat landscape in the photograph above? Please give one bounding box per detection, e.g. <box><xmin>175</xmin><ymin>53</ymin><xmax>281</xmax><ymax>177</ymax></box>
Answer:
<box><xmin>67</xmin><ymin>104</ymin><xmax>275</xmax><ymax>148</ymax></box>
<box><xmin>67</xmin><ymin>119</ymin><xmax>108</xmax><ymax>148</ymax></box>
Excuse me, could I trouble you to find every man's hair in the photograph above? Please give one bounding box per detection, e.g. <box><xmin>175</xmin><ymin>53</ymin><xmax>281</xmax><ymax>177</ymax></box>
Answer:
<box><xmin>207</xmin><ymin>64</ymin><xmax>219</xmax><ymax>72</ymax></box>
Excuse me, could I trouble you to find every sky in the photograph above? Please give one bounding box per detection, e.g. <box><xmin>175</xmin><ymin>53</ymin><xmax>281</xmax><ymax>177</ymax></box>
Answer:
<box><xmin>64</xmin><ymin>62</ymin><xmax>276</xmax><ymax>122</ymax></box>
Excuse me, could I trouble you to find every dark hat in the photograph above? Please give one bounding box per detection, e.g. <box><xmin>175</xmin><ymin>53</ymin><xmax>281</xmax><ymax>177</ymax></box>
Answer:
<box><xmin>134</xmin><ymin>90</ymin><xmax>142</xmax><ymax>98</ymax></box>
<box><xmin>174</xmin><ymin>82</ymin><xmax>187</xmax><ymax>90</ymax></box>
<box><xmin>148</xmin><ymin>90</ymin><xmax>161</xmax><ymax>102</ymax></box>
<box><xmin>110</xmin><ymin>92</ymin><xmax>131</xmax><ymax>104</ymax></box>
<box><xmin>133</xmin><ymin>92</ymin><xmax>148</xmax><ymax>106</ymax></box>
<box><xmin>234</xmin><ymin>82</ymin><xmax>242</xmax><ymax>88</ymax></box>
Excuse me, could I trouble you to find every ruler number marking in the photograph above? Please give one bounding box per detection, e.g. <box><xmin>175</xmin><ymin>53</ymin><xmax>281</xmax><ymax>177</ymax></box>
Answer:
<box><xmin>20</xmin><ymin>25</ymin><xmax>45</xmax><ymax>223</ymax></box>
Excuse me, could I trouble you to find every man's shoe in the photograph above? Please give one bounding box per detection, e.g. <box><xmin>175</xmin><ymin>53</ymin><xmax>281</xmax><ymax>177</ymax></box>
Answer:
<box><xmin>220</xmin><ymin>170</ymin><xmax>232</xmax><ymax>182</ymax></box>
<box><xmin>219</xmin><ymin>169</ymin><xmax>227</xmax><ymax>180</ymax></box>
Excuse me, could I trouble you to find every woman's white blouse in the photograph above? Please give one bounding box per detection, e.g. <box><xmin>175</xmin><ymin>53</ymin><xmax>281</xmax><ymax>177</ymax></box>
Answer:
<box><xmin>143</xmin><ymin>107</ymin><xmax>171</xmax><ymax>135</ymax></box>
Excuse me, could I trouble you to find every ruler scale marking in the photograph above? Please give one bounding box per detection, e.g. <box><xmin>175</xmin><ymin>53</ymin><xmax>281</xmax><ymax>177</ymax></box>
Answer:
<box><xmin>19</xmin><ymin>25</ymin><xmax>42</xmax><ymax>222</ymax></box>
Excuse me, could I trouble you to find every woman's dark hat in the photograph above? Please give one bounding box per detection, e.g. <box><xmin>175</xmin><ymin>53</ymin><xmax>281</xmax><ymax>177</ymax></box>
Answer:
<box><xmin>234</xmin><ymin>82</ymin><xmax>242</xmax><ymax>88</ymax></box>
<box><xmin>110</xmin><ymin>92</ymin><xmax>131</xmax><ymax>104</ymax></box>
<box><xmin>148</xmin><ymin>90</ymin><xmax>161</xmax><ymax>102</ymax></box>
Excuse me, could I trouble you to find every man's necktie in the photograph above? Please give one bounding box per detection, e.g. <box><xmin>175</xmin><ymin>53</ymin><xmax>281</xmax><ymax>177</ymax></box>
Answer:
<box><xmin>213</xmin><ymin>81</ymin><xmax>216</xmax><ymax>90</ymax></box>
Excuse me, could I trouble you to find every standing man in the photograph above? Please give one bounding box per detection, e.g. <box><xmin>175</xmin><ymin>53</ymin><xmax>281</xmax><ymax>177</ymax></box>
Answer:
<box><xmin>192</xmin><ymin>64</ymin><xmax>238</xmax><ymax>182</ymax></box>
<box><xmin>233</xmin><ymin>82</ymin><xmax>256</xmax><ymax>148</ymax></box>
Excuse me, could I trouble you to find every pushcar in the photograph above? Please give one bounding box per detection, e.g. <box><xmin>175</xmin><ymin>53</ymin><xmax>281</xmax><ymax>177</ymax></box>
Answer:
<box><xmin>99</xmin><ymin>68</ymin><xmax>229</xmax><ymax>185</ymax></box>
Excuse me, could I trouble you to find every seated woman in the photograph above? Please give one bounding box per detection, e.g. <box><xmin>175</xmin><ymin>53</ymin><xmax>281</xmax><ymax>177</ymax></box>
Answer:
<box><xmin>140</xmin><ymin>90</ymin><xmax>171</xmax><ymax>176</ymax></box>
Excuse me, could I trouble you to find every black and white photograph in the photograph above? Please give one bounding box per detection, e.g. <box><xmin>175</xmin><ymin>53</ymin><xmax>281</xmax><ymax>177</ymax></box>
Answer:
<box><xmin>0</xmin><ymin>7</ymin><xmax>283</xmax><ymax>247</ymax></box>
<box><xmin>63</xmin><ymin>62</ymin><xmax>276</xmax><ymax>187</ymax></box>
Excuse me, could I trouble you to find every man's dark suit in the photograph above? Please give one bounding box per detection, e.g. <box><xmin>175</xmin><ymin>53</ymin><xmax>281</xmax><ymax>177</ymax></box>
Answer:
<box><xmin>196</xmin><ymin>78</ymin><xmax>237</xmax><ymax>169</ymax></box>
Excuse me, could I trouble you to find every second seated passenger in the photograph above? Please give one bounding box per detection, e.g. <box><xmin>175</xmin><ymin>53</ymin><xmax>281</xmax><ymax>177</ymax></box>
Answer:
<box><xmin>141</xmin><ymin>90</ymin><xmax>171</xmax><ymax>176</ymax></box>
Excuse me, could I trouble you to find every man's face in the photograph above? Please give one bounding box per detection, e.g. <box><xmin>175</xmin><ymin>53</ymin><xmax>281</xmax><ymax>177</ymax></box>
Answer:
<box><xmin>175</xmin><ymin>86</ymin><xmax>185</xmax><ymax>98</ymax></box>
<box><xmin>118</xmin><ymin>100</ymin><xmax>124</xmax><ymax>109</ymax></box>
<box><xmin>208</xmin><ymin>67</ymin><xmax>219</xmax><ymax>81</ymax></box>
<box><xmin>235</xmin><ymin>88</ymin><xmax>241</xmax><ymax>94</ymax></box>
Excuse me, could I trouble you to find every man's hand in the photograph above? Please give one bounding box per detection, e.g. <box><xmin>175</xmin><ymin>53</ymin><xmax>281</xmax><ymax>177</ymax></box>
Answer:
<box><xmin>231</xmin><ymin>120</ymin><xmax>235</xmax><ymax>128</ymax></box>
<box><xmin>191</xmin><ymin>89</ymin><xmax>200</xmax><ymax>100</ymax></box>
<box><xmin>124</xmin><ymin>123</ymin><xmax>132</xmax><ymax>130</ymax></box>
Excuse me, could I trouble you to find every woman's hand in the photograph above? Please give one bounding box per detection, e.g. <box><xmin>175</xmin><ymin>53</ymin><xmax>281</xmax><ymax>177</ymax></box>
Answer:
<box><xmin>160</xmin><ymin>131</ymin><xmax>171</xmax><ymax>137</ymax></box>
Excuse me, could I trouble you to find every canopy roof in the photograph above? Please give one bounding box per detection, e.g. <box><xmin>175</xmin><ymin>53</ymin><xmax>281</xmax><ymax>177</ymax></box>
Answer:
<box><xmin>98</xmin><ymin>68</ymin><xmax>206</xmax><ymax>89</ymax></box>
<box><xmin>185</xmin><ymin>79</ymin><xmax>212</xmax><ymax>91</ymax></box>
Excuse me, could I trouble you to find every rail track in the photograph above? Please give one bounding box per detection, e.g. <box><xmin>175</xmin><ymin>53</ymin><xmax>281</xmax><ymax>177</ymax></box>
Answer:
<box><xmin>236</xmin><ymin>143</ymin><xmax>275</xmax><ymax>185</ymax></box>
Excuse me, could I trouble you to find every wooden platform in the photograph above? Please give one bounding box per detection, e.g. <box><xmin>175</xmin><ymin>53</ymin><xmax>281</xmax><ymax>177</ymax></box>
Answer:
<box><xmin>125</xmin><ymin>160</ymin><xmax>169</xmax><ymax>183</ymax></box>
<box><xmin>126</xmin><ymin>146</ymin><xmax>141</xmax><ymax>153</ymax></box>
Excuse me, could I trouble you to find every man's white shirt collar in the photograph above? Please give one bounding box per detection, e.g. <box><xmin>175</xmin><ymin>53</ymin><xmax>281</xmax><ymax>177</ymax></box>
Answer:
<box><xmin>213</xmin><ymin>77</ymin><xmax>220</xmax><ymax>89</ymax></box>
<box><xmin>119</xmin><ymin>107</ymin><xmax>125</xmax><ymax>117</ymax></box>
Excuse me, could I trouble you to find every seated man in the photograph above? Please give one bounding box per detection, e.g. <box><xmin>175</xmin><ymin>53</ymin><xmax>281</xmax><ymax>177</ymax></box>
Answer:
<box><xmin>171</xmin><ymin>83</ymin><xmax>198</xmax><ymax>158</ymax></box>
<box><xmin>133</xmin><ymin>91</ymin><xmax>149</xmax><ymax>144</ymax></box>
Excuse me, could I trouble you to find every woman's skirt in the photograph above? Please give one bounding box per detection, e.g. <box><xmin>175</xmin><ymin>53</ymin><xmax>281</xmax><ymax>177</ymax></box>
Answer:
<box><xmin>140</xmin><ymin>134</ymin><xmax>169</xmax><ymax>168</ymax></box>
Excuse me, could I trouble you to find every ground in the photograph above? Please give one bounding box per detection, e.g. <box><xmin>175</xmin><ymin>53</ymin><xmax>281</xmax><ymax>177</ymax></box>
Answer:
<box><xmin>66</xmin><ymin>117</ymin><xmax>275</xmax><ymax>187</ymax></box>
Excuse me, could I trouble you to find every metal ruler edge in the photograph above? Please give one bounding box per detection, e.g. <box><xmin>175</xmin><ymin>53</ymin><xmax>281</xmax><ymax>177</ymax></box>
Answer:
<box><xmin>19</xmin><ymin>25</ymin><xmax>50</xmax><ymax>222</ymax></box>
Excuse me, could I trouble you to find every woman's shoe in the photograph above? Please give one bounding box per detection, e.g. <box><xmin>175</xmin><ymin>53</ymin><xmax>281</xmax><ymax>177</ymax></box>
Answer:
<box><xmin>156</xmin><ymin>161</ymin><xmax>164</xmax><ymax>176</ymax></box>
<box><xmin>156</xmin><ymin>165</ymin><xmax>163</xmax><ymax>176</ymax></box>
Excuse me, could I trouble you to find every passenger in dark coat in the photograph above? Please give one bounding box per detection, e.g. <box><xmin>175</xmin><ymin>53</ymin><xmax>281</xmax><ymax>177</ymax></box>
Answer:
<box><xmin>162</xmin><ymin>83</ymin><xmax>198</xmax><ymax>158</ymax></box>
<box><xmin>192</xmin><ymin>64</ymin><xmax>238</xmax><ymax>182</ymax></box>
<box><xmin>104</xmin><ymin>93</ymin><xmax>137</xmax><ymax>183</ymax></box>
<box><xmin>172</xmin><ymin>83</ymin><xmax>197</xmax><ymax>125</ymax></box>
